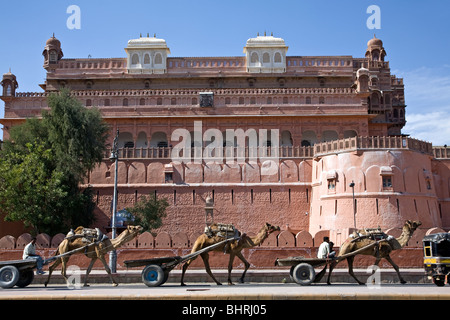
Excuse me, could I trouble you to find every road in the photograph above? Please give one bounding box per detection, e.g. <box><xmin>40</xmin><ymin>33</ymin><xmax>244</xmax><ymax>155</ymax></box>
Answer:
<box><xmin>1</xmin><ymin>282</ymin><xmax>449</xmax><ymax>300</ymax></box>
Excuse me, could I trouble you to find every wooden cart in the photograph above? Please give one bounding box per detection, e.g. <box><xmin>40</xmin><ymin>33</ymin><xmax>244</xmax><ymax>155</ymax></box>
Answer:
<box><xmin>0</xmin><ymin>259</ymin><xmax>38</xmax><ymax>289</ymax></box>
<box><xmin>275</xmin><ymin>241</ymin><xmax>382</xmax><ymax>285</ymax></box>
<box><xmin>124</xmin><ymin>237</ymin><xmax>239</xmax><ymax>287</ymax></box>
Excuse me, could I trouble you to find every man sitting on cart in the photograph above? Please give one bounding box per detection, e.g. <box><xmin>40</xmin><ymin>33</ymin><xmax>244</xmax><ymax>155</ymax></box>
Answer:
<box><xmin>23</xmin><ymin>237</ymin><xmax>45</xmax><ymax>275</ymax></box>
<box><xmin>317</xmin><ymin>237</ymin><xmax>336</xmax><ymax>259</ymax></box>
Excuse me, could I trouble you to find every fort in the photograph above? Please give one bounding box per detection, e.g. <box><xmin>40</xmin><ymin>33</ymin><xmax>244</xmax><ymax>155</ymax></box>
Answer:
<box><xmin>1</xmin><ymin>33</ymin><xmax>449</xmax><ymax>262</ymax></box>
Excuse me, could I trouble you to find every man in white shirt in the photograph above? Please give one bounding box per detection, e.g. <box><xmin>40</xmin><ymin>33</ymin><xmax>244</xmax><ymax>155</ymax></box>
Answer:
<box><xmin>23</xmin><ymin>237</ymin><xmax>45</xmax><ymax>274</ymax></box>
<box><xmin>317</xmin><ymin>236</ymin><xmax>335</xmax><ymax>259</ymax></box>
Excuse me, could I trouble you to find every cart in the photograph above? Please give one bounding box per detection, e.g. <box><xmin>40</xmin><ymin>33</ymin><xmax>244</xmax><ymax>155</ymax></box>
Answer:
<box><xmin>0</xmin><ymin>259</ymin><xmax>38</xmax><ymax>289</ymax></box>
<box><xmin>124</xmin><ymin>236</ymin><xmax>239</xmax><ymax>287</ymax></box>
<box><xmin>0</xmin><ymin>241</ymin><xmax>99</xmax><ymax>289</ymax></box>
<box><xmin>275</xmin><ymin>240</ymin><xmax>383</xmax><ymax>285</ymax></box>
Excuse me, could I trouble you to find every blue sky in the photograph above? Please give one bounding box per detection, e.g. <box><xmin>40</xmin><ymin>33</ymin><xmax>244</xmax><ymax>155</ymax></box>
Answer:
<box><xmin>1</xmin><ymin>0</ymin><xmax>449</xmax><ymax>144</ymax></box>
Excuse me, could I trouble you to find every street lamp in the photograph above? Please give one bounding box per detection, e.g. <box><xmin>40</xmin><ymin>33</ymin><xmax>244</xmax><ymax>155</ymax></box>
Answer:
<box><xmin>349</xmin><ymin>181</ymin><xmax>356</xmax><ymax>228</ymax></box>
<box><xmin>109</xmin><ymin>129</ymin><xmax>119</xmax><ymax>273</ymax></box>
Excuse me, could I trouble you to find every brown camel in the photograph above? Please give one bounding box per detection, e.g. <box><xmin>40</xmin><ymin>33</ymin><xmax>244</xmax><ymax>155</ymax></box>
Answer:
<box><xmin>181</xmin><ymin>222</ymin><xmax>280</xmax><ymax>286</ymax></box>
<box><xmin>327</xmin><ymin>220</ymin><xmax>422</xmax><ymax>285</ymax></box>
<box><xmin>44</xmin><ymin>225</ymin><xmax>143</xmax><ymax>287</ymax></box>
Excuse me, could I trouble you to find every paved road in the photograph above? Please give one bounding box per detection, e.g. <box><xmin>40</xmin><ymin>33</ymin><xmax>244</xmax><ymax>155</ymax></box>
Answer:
<box><xmin>1</xmin><ymin>282</ymin><xmax>449</xmax><ymax>300</ymax></box>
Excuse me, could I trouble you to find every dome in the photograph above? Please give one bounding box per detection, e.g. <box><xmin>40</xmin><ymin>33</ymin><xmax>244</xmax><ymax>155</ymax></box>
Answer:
<box><xmin>46</xmin><ymin>34</ymin><xmax>61</xmax><ymax>49</ymax></box>
<box><xmin>367</xmin><ymin>35</ymin><xmax>383</xmax><ymax>48</ymax></box>
<box><xmin>127</xmin><ymin>34</ymin><xmax>170</xmax><ymax>51</ymax></box>
<box><xmin>245</xmin><ymin>34</ymin><xmax>287</xmax><ymax>49</ymax></box>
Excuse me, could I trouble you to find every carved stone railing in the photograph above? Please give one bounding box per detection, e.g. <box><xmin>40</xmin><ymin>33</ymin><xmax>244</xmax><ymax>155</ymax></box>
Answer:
<box><xmin>433</xmin><ymin>146</ymin><xmax>450</xmax><ymax>159</ymax></box>
<box><xmin>314</xmin><ymin>136</ymin><xmax>433</xmax><ymax>157</ymax></box>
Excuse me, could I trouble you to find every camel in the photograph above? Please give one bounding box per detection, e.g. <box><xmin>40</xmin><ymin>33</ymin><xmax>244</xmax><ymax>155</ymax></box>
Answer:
<box><xmin>44</xmin><ymin>225</ymin><xmax>143</xmax><ymax>287</ymax></box>
<box><xmin>181</xmin><ymin>222</ymin><xmax>280</xmax><ymax>286</ymax></box>
<box><xmin>327</xmin><ymin>220</ymin><xmax>422</xmax><ymax>285</ymax></box>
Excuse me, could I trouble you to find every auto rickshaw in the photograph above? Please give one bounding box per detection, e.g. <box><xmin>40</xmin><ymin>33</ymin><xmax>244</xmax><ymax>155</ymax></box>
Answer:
<box><xmin>423</xmin><ymin>232</ymin><xmax>450</xmax><ymax>287</ymax></box>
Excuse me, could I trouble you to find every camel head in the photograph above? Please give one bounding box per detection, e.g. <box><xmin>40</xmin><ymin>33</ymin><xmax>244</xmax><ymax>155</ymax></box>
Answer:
<box><xmin>405</xmin><ymin>220</ymin><xmax>422</xmax><ymax>233</ymax></box>
<box><xmin>263</xmin><ymin>223</ymin><xmax>280</xmax><ymax>236</ymax></box>
<box><xmin>126</xmin><ymin>225</ymin><xmax>143</xmax><ymax>235</ymax></box>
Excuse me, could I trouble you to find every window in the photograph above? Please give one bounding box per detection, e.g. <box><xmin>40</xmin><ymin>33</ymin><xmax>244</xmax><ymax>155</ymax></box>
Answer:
<box><xmin>86</xmin><ymin>99</ymin><xmax>92</xmax><ymax>107</ymax></box>
<box><xmin>104</xmin><ymin>99</ymin><xmax>110</xmax><ymax>107</ymax></box>
<box><xmin>5</xmin><ymin>85</ymin><xmax>11</xmax><ymax>96</ymax></box>
<box><xmin>319</xmin><ymin>97</ymin><xmax>325</xmax><ymax>104</ymax></box>
<box><xmin>382</xmin><ymin>176</ymin><xmax>392</xmax><ymax>189</ymax></box>
<box><xmin>251</xmin><ymin>52</ymin><xmax>259</xmax><ymax>64</ymax></box>
<box><xmin>140</xmin><ymin>98</ymin><xmax>145</xmax><ymax>106</ymax></box>
<box><xmin>171</xmin><ymin>98</ymin><xmax>177</xmax><ymax>105</ymax></box>
<box><xmin>155</xmin><ymin>53</ymin><xmax>163</xmax><ymax>65</ymax></box>
<box><xmin>49</xmin><ymin>51</ymin><xmax>58</xmax><ymax>64</ymax></box>
<box><xmin>239</xmin><ymin>97</ymin><xmax>244</xmax><ymax>105</ymax></box>
<box><xmin>263</xmin><ymin>52</ymin><xmax>270</xmax><ymax>63</ymax></box>
<box><xmin>144</xmin><ymin>54</ymin><xmax>150</xmax><ymax>65</ymax></box>
<box><xmin>131</xmin><ymin>54</ymin><xmax>139</xmax><ymax>65</ymax></box>
<box><xmin>274</xmin><ymin>52</ymin><xmax>282</xmax><ymax>63</ymax></box>
<box><xmin>305</xmin><ymin>97</ymin><xmax>311</xmax><ymax>104</ymax></box>
<box><xmin>123</xmin><ymin>98</ymin><xmax>129</xmax><ymax>106</ymax></box>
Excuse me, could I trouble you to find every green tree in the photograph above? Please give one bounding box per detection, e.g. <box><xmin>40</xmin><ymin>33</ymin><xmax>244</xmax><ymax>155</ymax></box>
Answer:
<box><xmin>125</xmin><ymin>193</ymin><xmax>168</xmax><ymax>233</ymax></box>
<box><xmin>0</xmin><ymin>89</ymin><xmax>109</xmax><ymax>234</ymax></box>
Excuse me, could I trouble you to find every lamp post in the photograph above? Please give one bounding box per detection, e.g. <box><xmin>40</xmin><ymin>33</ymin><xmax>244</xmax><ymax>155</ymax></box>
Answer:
<box><xmin>349</xmin><ymin>181</ymin><xmax>356</xmax><ymax>228</ymax></box>
<box><xmin>109</xmin><ymin>129</ymin><xmax>119</xmax><ymax>273</ymax></box>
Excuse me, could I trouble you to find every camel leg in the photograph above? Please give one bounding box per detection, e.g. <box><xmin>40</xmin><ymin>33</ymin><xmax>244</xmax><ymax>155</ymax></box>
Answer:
<box><xmin>327</xmin><ymin>260</ymin><xmax>337</xmax><ymax>285</ymax></box>
<box><xmin>347</xmin><ymin>256</ymin><xmax>364</xmax><ymax>285</ymax></box>
<box><xmin>98</xmin><ymin>255</ymin><xmax>118</xmax><ymax>286</ymax></box>
<box><xmin>227</xmin><ymin>253</ymin><xmax>236</xmax><ymax>285</ymax></box>
<box><xmin>44</xmin><ymin>258</ymin><xmax>62</xmax><ymax>287</ymax></box>
<box><xmin>60</xmin><ymin>256</ymin><xmax>70</xmax><ymax>284</ymax></box>
<box><xmin>83</xmin><ymin>258</ymin><xmax>96</xmax><ymax>287</ymax></box>
<box><xmin>201</xmin><ymin>253</ymin><xmax>222</xmax><ymax>285</ymax></box>
<box><xmin>385</xmin><ymin>255</ymin><xmax>406</xmax><ymax>284</ymax></box>
<box><xmin>181</xmin><ymin>256</ymin><xmax>198</xmax><ymax>286</ymax></box>
<box><xmin>235</xmin><ymin>252</ymin><xmax>251</xmax><ymax>284</ymax></box>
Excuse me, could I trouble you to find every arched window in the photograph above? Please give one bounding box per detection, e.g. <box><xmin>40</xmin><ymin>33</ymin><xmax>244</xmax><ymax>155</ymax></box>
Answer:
<box><xmin>239</xmin><ymin>97</ymin><xmax>244</xmax><ymax>105</ymax></box>
<box><xmin>157</xmin><ymin>98</ymin><xmax>163</xmax><ymax>105</ymax></box>
<box><xmin>140</xmin><ymin>98</ymin><xmax>145</xmax><ymax>106</ymax></box>
<box><xmin>123</xmin><ymin>98</ymin><xmax>129</xmax><ymax>106</ymax></box>
<box><xmin>319</xmin><ymin>97</ymin><xmax>325</xmax><ymax>104</ymax></box>
<box><xmin>6</xmin><ymin>85</ymin><xmax>11</xmax><ymax>96</ymax></box>
<box><xmin>86</xmin><ymin>99</ymin><xmax>92</xmax><ymax>107</ymax></box>
<box><xmin>251</xmin><ymin>52</ymin><xmax>259</xmax><ymax>64</ymax></box>
<box><xmin>267</xmin><ymin>97</ymin><xmax>272</xmax><ymax>104</ymax></box>
<box><xmin>155</xmin><ymin>53</ymin><xmax>163</xmax><ymax>65</ymax></box>
<box><xmin>104</xmin><ymin>99</ymin><xmax>110</xmax><ymax>107</ymax></box>
<box><xmin>274</xmin><ymin>52</ymin><xmax>282</xmax><ymax>63</ymax></box>
<box><xmin>191</xmin><ymin>97</ymin><xmax>197</xmax><ymax>105</ymax></box>
<box><xmin>305</xmin><ymin>97</ymin><xmax>311</xmax><ymax>104</ymax></box>
<box><xmin>131</xmin><ymin>54</ymin><xmax>139</xmax><ymax>65</ymax></box>
<box><xmin>263</xmin><ymin>52</ymin><xmax>270</xmax><ymax>63</ymax></box>
<box><xmin>250</xmin><ymin>97</ymin><xmax>256</xmax><ymax>104</ymax></box>
<box><xmin>144</xmin><ymin>54</ymin><xmax>151</xmax><ymax>65</ymax></box>
<box><xmin>225</xmin><ymin>97</ymin><xmax>231</xmax><ymax>105</ymax></box>
<box><xmin>49</xmin><ymin>51</ymin><xmax>58</xmax><ymax>64</ymax></box>
<box><xmin>171</xmin><ymin>98</ymin><xmax>177</xmax><ymax>105</ymax></box>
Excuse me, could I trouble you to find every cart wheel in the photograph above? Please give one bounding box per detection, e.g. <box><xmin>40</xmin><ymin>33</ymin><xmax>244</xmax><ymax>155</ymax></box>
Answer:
<box><xmin>292</xmin><ymin>263</ymin><xmax>316</xmax><ymax>286</ymax></box>
<box><xmin>16</xmin><ymin>269</ymin><xmax>34</xmax><ymax>288</ymax></box>
<box><xmin>142</xmin><ymin>265</ymin><xmax>165</xmax><ymax>287</ymax></box>
<box><xmin>0</xmin><ymin>265</ymin><xmax>20</xmax><ymax>289</ymax></box>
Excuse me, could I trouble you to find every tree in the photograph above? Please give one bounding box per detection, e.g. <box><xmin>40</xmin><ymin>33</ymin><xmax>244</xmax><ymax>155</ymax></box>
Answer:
<box><xmin>0</xmin><ymin>141</ymin><xmax>67</xmax><ymax>235</ymax></box>
<box><xmin>0</xmin><ymin>89</ymin><xmax>109</xmax><ymax>234</ymax></box>
<box><xmin>125</xmin><ymin>193</ymin><xmax>168</xmax><ymax>233</ymax></box>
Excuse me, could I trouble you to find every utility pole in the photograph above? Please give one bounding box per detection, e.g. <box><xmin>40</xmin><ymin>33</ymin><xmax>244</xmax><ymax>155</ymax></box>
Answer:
<box><xmin>109</xmin><ymin>129</ymin><xmax>119</xmax><ymax>273</ymax></box>
<box><xmin>349</xmin><ymin>180</ymin><xmax>356</xmax><ymax>228</ymax></box>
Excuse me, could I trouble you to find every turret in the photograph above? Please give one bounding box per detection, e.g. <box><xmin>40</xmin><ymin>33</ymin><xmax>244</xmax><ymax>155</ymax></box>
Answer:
<box><xmin>43</xmin><ymin>34</ymin><xmax>64</xmax><ymax>70</ymax></box>
<box><xmin>365</xmin><ymin>35</ymin><xmax>386</xmax><ymax>62</ymax></box>
<box><xmin>1</xmin><ymin>69</ymin><xmax>18</xmax><ymax>97</ymax></box>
